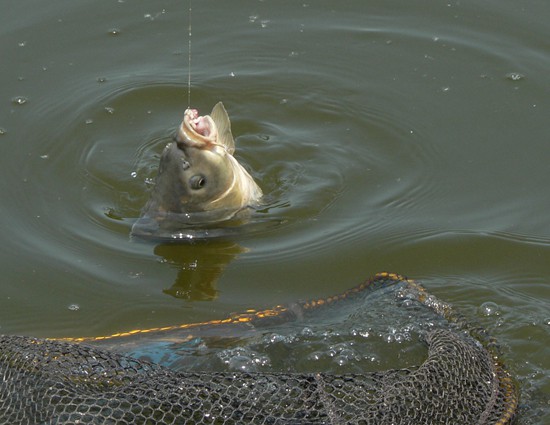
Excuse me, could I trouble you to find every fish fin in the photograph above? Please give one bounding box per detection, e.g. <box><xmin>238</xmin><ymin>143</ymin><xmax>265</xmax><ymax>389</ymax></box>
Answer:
<box><xmin>210</xmin><ymin>102</ymin><xmax>235</xmax><ymax>154</ymax></box>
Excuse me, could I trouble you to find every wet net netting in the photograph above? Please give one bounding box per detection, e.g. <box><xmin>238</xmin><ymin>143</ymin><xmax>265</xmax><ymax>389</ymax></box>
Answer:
<box><xmin>0</xmin><ymin>273</ymin><xmax>518</xmax><ymax>424</ymax></box>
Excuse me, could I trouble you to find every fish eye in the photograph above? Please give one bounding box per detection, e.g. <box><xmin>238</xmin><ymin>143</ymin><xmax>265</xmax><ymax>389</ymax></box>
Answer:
<box><xmin>190</xmin><ymin>175</ymin><xmax>206</xmax><ymax>190</ymax></box>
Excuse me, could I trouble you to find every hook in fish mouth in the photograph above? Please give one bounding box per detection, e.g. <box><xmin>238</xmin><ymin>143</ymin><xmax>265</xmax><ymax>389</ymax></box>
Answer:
<box><xmin>177</xmin><ymin>108</ymin><xmax>218</xmax><ymax>149</ymax></box>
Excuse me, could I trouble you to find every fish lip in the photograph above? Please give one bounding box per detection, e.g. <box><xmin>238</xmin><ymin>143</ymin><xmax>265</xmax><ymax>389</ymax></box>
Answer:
<box><xmin>177</xmin><ymin>108</ymin><xmax>218</xmax><ymax>149</ymax></box>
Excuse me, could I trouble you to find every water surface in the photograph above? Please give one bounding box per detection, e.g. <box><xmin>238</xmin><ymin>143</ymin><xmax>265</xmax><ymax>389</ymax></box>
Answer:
<box><xmin>1</xmin><ymin>1</ymin><xmax>549</xmax><ymax>422</ymax></box>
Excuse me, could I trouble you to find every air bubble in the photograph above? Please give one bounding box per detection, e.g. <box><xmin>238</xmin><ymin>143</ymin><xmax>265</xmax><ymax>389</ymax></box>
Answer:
<box><xmin>265</xmin><ymin>333</ymin><xmax>286</xmax><ymax>344</ymax></box>
<box><xmin>0</xmin><ymin>128</ymin><xmax>6</xmax><ymax>135</ymax></box>
<box><xmin>12</xmin><ymin>96</ymin><xmax>28</xmax><ymax>105</ymax></box>
<box><xmin>307</xmin><ymin>351</ymin><xmax>322</xmax><ymax>361</ymax></box>
<box><xmin>505</xmin><ymin>72</ymin><xmax>524</xmax><ymax>81</ymax></box>
<box><xmin>479</xmin><ymin>301</ymin><xmax>500</xmax><ymax>316</ymax></box>
<box><xmin>108</xmin><ymin>28</ymin><xmax>121</xmax><ymax>36</ymax></box>
<box><xmin>228</xmin><ymin>356</ymin><xmax>251</xmax><ymax>371</ymax></box>
<box><xmin>218</xmin><ymin>347</ymin><xmax>266</xmax><ymax>373</ymax></box>
<box><xmin>104</xmin><ymin>107</ymin><xmax>115</xmax><ymax>114</ymax></box>
<box><xmin>67</xmin><ymin>304</ymin><xmax>80</xmax><ymax>311</ymax></box>
<box><xmin>130</xmin><ymin>171</ymin><xmax>137</xmax><ymax>178</ymax></box>
<box><xmin>334</xmin><ymin>356</ymin><xmax>348</xmax><ymax>366</ymax></box>
<box><xmin>97</xmin><ymin>76</ymin><xmax>107</xmax><ymax>83</ymax></box>
<box><xmin>351</xmin><ymin>328</ymin><xmax>371</xmax><ymax>338</ymax></box>
<box><xmin>300</xmin><ymin>327</ymin><xmax>313</xmax><ymax>336</ymax></box>
<box><xmin>85</xmin><ymin>119</ymin><xmax>93</xmax><ymax>125</ymax></box>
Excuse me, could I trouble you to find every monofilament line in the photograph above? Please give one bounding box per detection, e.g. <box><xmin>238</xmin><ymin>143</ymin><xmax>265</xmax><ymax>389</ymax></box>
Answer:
<box><xmin>187</xmin><ymin>0</ymin><xmax>192</xmax><ymax>107</ymax></box>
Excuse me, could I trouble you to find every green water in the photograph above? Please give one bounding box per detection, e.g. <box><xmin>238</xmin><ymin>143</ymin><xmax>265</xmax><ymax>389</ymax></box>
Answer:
<box><xmin>1</xmin><ymin>1</ymin><xmax>549</xmax><ymax>422</ymax></box>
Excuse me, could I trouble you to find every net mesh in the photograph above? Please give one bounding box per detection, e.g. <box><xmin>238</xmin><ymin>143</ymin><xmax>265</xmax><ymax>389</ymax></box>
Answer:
<box><xmin>0</xmin><ymin>273</ymin><xmax>518</xmax><ymax>424</ymax></box>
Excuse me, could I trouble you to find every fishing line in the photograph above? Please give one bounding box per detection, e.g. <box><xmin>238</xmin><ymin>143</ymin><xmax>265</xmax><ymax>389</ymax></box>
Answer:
<box><xmin>187</xmin><ymin>0</ymin><xmax>192</xmax><ymax>107</ymax></box>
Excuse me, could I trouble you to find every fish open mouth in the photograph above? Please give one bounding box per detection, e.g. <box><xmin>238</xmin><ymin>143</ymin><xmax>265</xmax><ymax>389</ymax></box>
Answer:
<box><xmin>177</xmin><ymin>108</ymin><xmax>218</xmax><ymax>148</ymax></box>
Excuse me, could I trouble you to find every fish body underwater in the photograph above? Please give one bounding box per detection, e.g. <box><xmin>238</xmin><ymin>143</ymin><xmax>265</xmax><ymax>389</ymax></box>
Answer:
<box><xmin>132</xmin><ymin>102</ymin><xmax>263</xmax><ymax>240</ymax></box>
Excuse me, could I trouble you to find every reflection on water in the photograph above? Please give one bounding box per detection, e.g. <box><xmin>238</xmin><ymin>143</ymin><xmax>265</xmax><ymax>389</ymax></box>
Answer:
<box><xmin>154</xmin><ymin>241</ymin><xmax>247</xmax><ymax>301</ymax></box>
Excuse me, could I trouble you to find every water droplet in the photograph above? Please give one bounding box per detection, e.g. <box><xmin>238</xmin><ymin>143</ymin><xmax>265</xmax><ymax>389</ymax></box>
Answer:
<box><xmin>505</xmin><ymin>72</ymin><xmax>524</xmax><ymax>81</ymax></box>
<box><xmin>108</xmin><ymin>28</ymin><xmax>121</xmax><ymax>36</ymax></box>
<box><xmin>104</xmin><ymin>106</ymin><xmax>115</xmax><ymax>114</ymax></box>
<box><xmin>12</xmin><ymin>96</ymin><xmax>28</xmax><ymax>105</ymax></box>
<box><xmin>479</xmin><ymin>301</ymin><xmax>500</xmax><ymax>316</ymax></box>
<box><xmin>96</xmin><ymin>76</ymin><xmax>107</xmax><ymax>83</ymax></box>
<box><xmin>68</xmin><ymin>304</ymin><xmax>80</xmax><ymax>311</ymax></box>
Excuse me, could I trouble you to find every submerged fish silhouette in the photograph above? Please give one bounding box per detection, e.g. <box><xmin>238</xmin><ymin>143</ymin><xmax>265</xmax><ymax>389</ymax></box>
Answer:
<box><xmin>132</xmin><ymin>102</ymin><xmax>263</xmax><ymax>240</ymax></box>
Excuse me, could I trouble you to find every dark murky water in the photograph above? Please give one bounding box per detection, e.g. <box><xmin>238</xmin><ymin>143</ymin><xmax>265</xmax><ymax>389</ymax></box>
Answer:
<box><xmin>1</xmin><ymin>1</ymin><xmax>549</xmax><ymax>422</ymax></box>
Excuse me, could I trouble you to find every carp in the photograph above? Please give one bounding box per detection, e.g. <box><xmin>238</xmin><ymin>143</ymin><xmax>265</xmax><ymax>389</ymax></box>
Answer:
<box><xmin>132</xmin><ymin>102</ymin><xmax>263</xmax><ymax>239</ymax></box>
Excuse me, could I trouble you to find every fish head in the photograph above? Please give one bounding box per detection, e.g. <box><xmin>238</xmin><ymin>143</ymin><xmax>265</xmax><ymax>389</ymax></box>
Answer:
<box><xmin>138</xmin><ymin>102</ymin><xmax>262</xmax><ymax>225</ymax></box>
